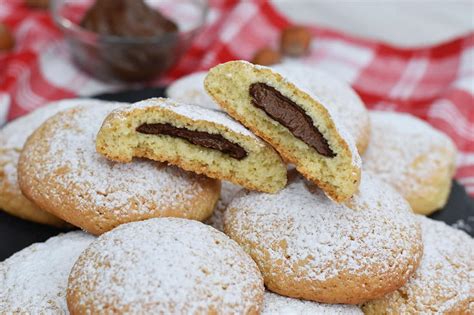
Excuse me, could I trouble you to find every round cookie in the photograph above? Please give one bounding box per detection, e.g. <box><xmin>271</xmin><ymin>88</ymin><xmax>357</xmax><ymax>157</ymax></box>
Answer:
<box><xmin>166</xmin><ymin>71</ymin><xmax>220</xmax><ymax>110</ymax></box>
<box><xmin>0</xmin><ymin>98</ymin><xmax>108</xmax><ymax>226</ymax></box>
<box><xmin>18</xmin><ymin>105</ymin><xmax>220</xmax><ymax>235</ymax></box>
<box><xmin>363</xmin><ymin>216</ymin><xmax>474</xmax><ymax>314</ymax></box>
<box><xmin>67</xmin><ymin>218</ymin><xmax>264</xmax><ymax>314</ymax></box>
<box><xmin>272</xmin><ymin>61</ymin><xmax>370</xmax><ymax>154</ymax></box>
<box><xmin>205</xmin><ymin>181</ymin><xmax>242</xmax><ymax>232</ymax></box>
<box><xmin>0</xmin><ymin>231</ymin><xmax>95</xmax><ymax>313</ymax></box>
<box><xmin>224</xmin><ymin>172</ymin><xmax>422</xmax><ymax>304</ymax></box>
<box><xmin>262</xmin><ymin>292</ymin><xmax>363</xmax><ymax>315</ymax></box>
<box><xmin>363</xmin><ymin>111</ymin><xmax>457</xmax><ymax>215</ymax></box>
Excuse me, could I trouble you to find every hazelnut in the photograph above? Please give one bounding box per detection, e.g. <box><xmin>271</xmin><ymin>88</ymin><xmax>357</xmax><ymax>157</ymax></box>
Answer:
<box><xmin>0</xmin><ymin>23</ymin><xmax>14</xmax><ymax>52</ymax></box>
<box><xmin>251</xmin><ymin>48</ymin><xmax>282</xmax><ymax>66</ymax></box>
<box><xmin>25</xmin><ymin>0</ymin><xmax>50</xmax><ymax>9</ymax></box>
<box><xmin>280</xmin><ymin>26</ymin><xmax>312</xmax><ymax>57</ymax></box>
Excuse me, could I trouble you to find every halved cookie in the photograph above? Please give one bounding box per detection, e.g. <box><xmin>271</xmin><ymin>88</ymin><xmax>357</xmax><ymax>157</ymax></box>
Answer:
<box><xmin>205</xmin><ymin>60</ymin><xmax>361</xmax><ymax>201</ymax></box>
<box><xmin>96</xmin><ymin>98</ymin><xmax>287</xmax><ymax>193</ymax></box>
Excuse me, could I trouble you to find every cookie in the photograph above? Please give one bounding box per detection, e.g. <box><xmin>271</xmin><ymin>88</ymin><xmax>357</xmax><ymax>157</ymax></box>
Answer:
<box><xmin>272</xmin><ymin>62</ymin><xmax>370</xmax><ymax>154</ymax></box>
<box><xmin>205</xmin><ymin>181</ymin><xmax>241</xmax><ymax>232</ymax></box>
<box><xmin>263</xmin><ymin>292</ymin><xmax>362</xmax><ymax>315</ymax></box>
<box><xmin>363</xmin><ymin>111</ymin><xmax>457</xmax><ymax>215</ymax></box>
<box><xmin>96</xmin><ymin>98</ymin><xmax>287</xmax><ymax>193</ymax></box>
<box><xmin>18</xmin><ymin>105</ymin><xmax>220</xmax><ymax>235</ymax></box>
<box><xmin>363</xmin><ymin>216</ymin><xmax>474</xmax><ymax>314</ymax></box>
<box><xmin>0</xmin><ymin>98</ymin><xmax>108</xmax><ymax>226</ymax></box>
<box><xmin>67</xmin><ymin>218</ymin><xmax>264</xmax><ymax>314</ymax></box>
<box><xmin>0</xmin><ymin>231</ymin><xmax>94</xmax><ymax>313</ymax></box>
<box><xmin>166</xmin><ymin>71</ymin><xmax>219</xmax><ymax>110</ymax></box>
<box><xmin>205</xmin><ymin>60</ymin><xmax>361</xmax><ymax>202</ymax></box>
<box><xmin>224</xmin><ymin>172</ymin><xmax>422</xmax><ymax>304</ymax></box>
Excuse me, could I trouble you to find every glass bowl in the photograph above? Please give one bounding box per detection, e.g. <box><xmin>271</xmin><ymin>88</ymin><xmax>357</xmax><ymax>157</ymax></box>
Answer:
<box><xmin>52</xmin><ymin>0</ymin><xmax>208</xmax><ymax>82</ymax></box>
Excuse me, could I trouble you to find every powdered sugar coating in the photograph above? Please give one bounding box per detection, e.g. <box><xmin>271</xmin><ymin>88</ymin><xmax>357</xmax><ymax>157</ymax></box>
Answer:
<box><xmin>0</xmin><ymin>99</ymin><xmax>111</xmax><ymax>223</ymax></box>
<box><xmin>364</xmin><ymin>111</ymin><xmax>456</xmax><ymax>185</ymax></box>
<box><xmin>272</xmin><ymin>61</ymin><xmax>369</xmax><ymax>153</ymax></box>
<box><xmin>227</xmin><ymin>172</ymin><xmax>419</xmax><ymax>280</ymax></box>
<box><xmin>115</xmin><ymin>97</ymin><xmax>257</xmax><ymax>139</ymax></box>
<box><xmin>19</xmin><ymin>105</ymin><xmax>218</xmax><ymax>234</ymax></box>
<box><xmin>363</xmin><ymin>111</ymin><xmax>457</xmax><ymax>212</ymax></box>
<box><xmin>363</xmin><ymin>216</ymin><xmax>474</xmax><ymax>314</ymax></box>
<box><xmin>1</xmin><ymin>98</ymin><xmax>106</xmax><ymax>149</ymax></box>
<box><xmin>262</xmin><ymin>292</ymin><xmax>362</xmax><ymax>315</ymax></box>
<box><xmin>206</xmin><ymin>181</ymin><xmax>242</xmax><ymax>232</ymax></box>
<box><xmin>68</xmin><ymin>218</ymin><xmax>264</xmax><ymax>314</ymax></box>
<box><xmin>0</xmin><ymin>231</ymin><xmax>95</xmax><ymax>313</ymax></box>
<box><xmin>166</xmin><ymin>71</ymin><xmax>220</xmax><ymax>110</ymax></box>
<box><xmin>225</xmin><ymin>172</ymin><xmax>422</xmax><ymax>303</ymax></box>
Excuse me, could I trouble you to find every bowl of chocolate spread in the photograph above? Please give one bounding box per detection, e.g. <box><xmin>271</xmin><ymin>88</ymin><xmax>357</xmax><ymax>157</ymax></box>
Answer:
<box><xmin>52</xmin><ymin>0</ymin><xmax>207</xmax><ymax>82</ymax></box>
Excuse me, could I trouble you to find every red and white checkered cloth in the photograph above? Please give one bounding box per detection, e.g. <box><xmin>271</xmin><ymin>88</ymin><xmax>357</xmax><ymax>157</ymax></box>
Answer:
<box><xmin>1</xmin><ymin>0</ymin><xmax>473</xmax><ymax>194</ymax></box>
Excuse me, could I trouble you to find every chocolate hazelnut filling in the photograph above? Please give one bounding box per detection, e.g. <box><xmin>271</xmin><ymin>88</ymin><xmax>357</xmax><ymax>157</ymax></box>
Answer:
<box><xmin>80</xmin><ymin>0</ymin><xmax>178</xmax><ymax>37</ymax></box>
<box><xmin>249</xmin><ymin>82</ymin><xmax>336</xmax><ymax>157</ymax></box>
<box><xmin>79</xmin><ymin>0</ymin><xmax>179</xmax><ymax>81</ymax></box>
<box><xmin>136</xmin><ymin>123</ymin><xmax>248</xmax><ymax>160</ymax></box>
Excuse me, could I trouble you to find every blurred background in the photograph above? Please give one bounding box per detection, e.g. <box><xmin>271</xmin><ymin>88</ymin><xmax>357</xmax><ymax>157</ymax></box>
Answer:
<box><xmin>274</xmin><ymin>1</ymin><xmax>473</xmax><ymax>46</ymax></box>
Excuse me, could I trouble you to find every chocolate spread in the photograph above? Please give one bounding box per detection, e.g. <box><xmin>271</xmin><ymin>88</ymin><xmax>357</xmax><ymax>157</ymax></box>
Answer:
<box><xmin>136</xmin><ymin>123</ymin><xmax>248</xmax><ymax>160</ymax></box>
<box><xmin>249</xmin><ymin>83</ymin><xmax>335</xmax><ymax>157</ymax></box>
<box><xmin>77</xmin><ymin>0</ymin><xmax>179</xmax><ymax>81</ymax></box>
<box><xmin>81</xmin><ymin>0</ymin><xmax>177</xmax><ymax>37</ymax></box>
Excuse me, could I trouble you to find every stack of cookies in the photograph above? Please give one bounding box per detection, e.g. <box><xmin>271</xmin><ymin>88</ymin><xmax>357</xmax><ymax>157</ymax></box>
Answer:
<box><xmin>0</xmin><ymin>60</ymin><xmax>472</xmax><ymax>314</ymax></box>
